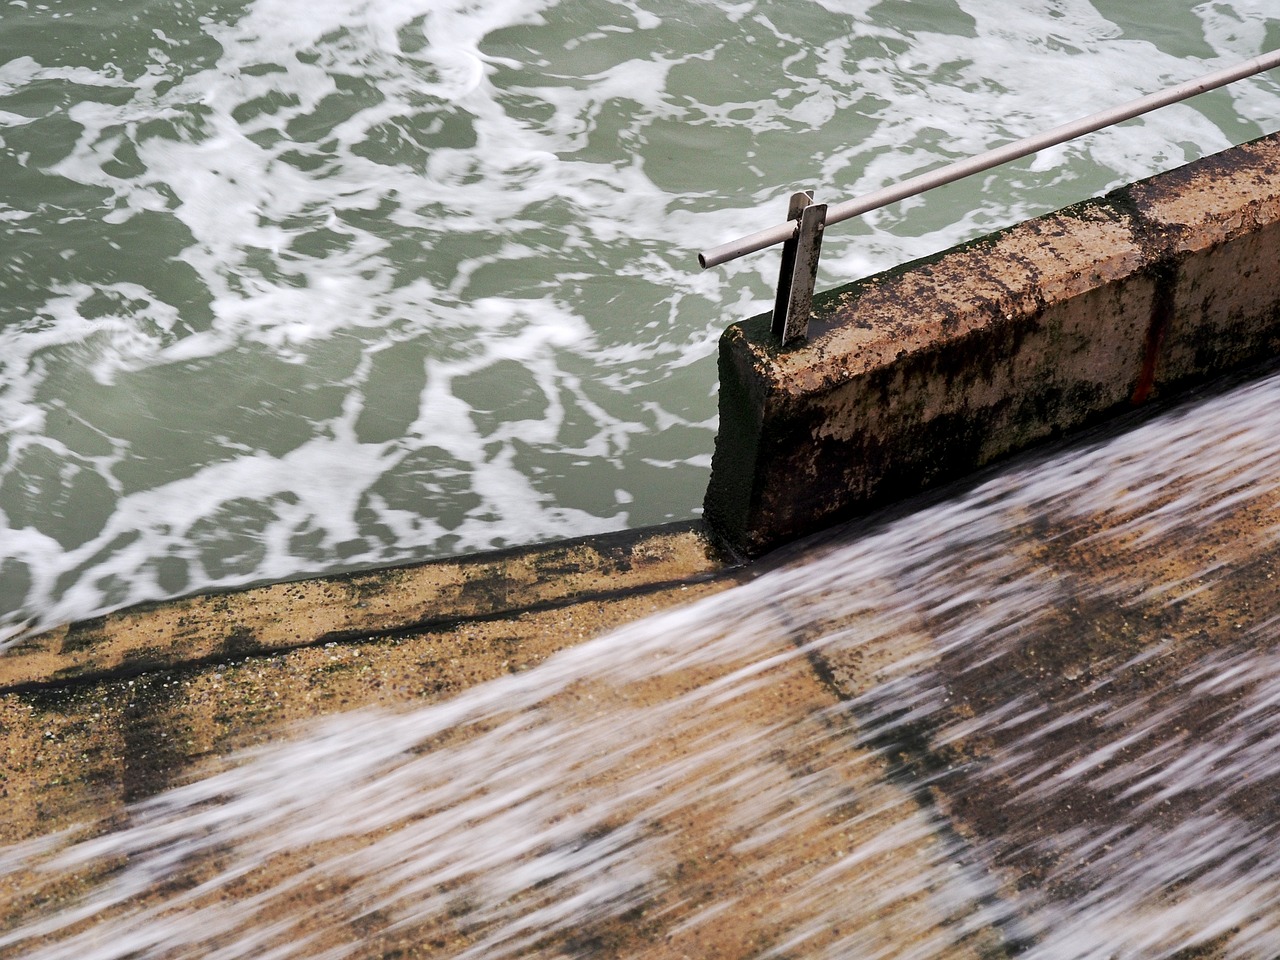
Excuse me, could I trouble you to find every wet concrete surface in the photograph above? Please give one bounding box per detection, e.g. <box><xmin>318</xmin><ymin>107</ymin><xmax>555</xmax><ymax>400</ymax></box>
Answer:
<box><xmin>2</xmin><ymin>519</ymin><xmax>1006</xmax><ymax>959</ymax></box>
<box><xmin>1</xmin><ymin>523</ymin><xmax>736</xmax><ymax>842</ymax></box>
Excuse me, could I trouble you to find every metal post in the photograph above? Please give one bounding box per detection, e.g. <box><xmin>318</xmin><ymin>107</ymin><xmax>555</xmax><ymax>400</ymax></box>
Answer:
<box><xmin>772</xmin><ymin>192</ymin><xmax>826</xmax><ymax>346</ymax></box>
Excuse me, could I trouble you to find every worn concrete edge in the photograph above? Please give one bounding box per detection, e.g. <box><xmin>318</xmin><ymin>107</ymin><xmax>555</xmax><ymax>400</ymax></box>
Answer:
<box><xmin>704</xmin><ymin>129</ymin><xmax>1280</xmax><ymax>556</ymax></box>
<box><xmin>1</xmin><ymin>519</ymin><xmax>739</xmax><ymax>693</ymax></box>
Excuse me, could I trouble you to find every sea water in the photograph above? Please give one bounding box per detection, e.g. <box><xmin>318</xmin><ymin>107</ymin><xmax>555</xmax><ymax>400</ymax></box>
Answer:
<box><xmin>3</xmin><ymin>0</ymin><xmax>1278</xmax><ymax>636</ymax></box>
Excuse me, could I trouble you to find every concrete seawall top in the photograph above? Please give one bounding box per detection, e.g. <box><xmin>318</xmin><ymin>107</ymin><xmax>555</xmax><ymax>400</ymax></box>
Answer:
<box><xmin>704</xmin><ymin>130</ymin><xmax>1280</xmax><ymax>557</ymax></box>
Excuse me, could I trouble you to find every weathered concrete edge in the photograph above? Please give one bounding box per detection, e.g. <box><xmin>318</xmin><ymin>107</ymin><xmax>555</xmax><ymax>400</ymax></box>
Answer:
<box><xmin>704</xmin><ymin>130</ymin><xmax>1280</xmax><ymax>557</ymax></box>
<box><xmin>0</xmin><ymin>520</ymin><xmax>736</xmax><ymax>691</ymax></box>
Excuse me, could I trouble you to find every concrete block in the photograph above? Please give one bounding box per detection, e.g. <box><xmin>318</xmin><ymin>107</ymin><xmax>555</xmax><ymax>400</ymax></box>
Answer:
<box><xmin>705</xmin><ymin>131</ymin><xmax>1280</xmax><ymax>557</ymax></box>
<box><xmin>1130</xmin><ymin>136</ymin><xmax>1280</xmax><ymax>390</ymax></box>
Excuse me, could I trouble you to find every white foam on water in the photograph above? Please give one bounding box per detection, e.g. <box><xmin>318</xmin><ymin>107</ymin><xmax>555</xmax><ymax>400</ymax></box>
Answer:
<box><xmin>3</xmin><ymin>0</ymin><xmax>1279</xmax><ymax>634</ymax></box>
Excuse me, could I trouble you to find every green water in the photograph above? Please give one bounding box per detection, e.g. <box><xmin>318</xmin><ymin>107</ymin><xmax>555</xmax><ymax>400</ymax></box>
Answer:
<box><xmin>2</xmin><ymin>0</ymin><xmax>1277</xmax><ymax>635</ymax></box>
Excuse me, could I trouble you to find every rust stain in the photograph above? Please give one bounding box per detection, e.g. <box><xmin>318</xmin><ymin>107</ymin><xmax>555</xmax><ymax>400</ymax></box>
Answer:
<box><xmin>1131</xmin><ymin>263</ymin><xmax>1175</xmax><ymax>405</ymax></box>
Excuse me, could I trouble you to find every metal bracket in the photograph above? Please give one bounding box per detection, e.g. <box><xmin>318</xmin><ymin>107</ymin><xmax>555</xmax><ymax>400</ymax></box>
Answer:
<box><xmin>771</xmin><ymin>191</ymin><xmax>827</xmax><ymax>347</ymax></box>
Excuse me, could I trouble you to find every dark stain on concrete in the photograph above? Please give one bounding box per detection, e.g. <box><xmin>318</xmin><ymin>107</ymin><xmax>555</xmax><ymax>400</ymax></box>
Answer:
<box><xmin>220</xmin><ymin>626</ymin><xmax>260</xmax><ymax>658</ymax></box>
<box><xmin>703</xmin><ymin>315</ymin><xmax>775</xmax><ymax>559</ymax></box>
<box><xmin>59</xmin><ymin>616</ymin><xmax>108</xmax><ymax>655</ymax></box>
<box><xmin>1130</xmin><ymin>258</ymin><xmax>1177</xmax><ymax>405</ymax></box>
<box><xmin>116</xmin><ymin>671</ymin><xmax>188</xmax><ymax>803</ymax></box>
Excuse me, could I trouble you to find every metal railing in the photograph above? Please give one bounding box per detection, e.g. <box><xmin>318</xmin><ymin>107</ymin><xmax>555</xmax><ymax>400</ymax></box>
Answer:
<box><xmin>699</xmin><ymin>49</ymin><xmax>1280</xmax><ymax>346</ymax></box>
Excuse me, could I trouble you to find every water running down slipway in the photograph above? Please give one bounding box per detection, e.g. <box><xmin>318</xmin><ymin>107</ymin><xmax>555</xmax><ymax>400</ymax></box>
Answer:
<box><xmin>7</xmin><ymin>368</ymin><xmax>1280</xmax><ymax>958</ymax></box>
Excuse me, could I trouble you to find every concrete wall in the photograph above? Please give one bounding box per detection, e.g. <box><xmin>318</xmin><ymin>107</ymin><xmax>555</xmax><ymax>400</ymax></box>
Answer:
<box><xmin>704</xmin><ymin>131</ymin><xmax>1280</xmax><ymax>557</ymax></box>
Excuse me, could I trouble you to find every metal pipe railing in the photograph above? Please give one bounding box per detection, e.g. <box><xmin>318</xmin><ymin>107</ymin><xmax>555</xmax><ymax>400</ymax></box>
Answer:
<box><xmin>698</xmin><ymin>49</ymin><xmax>1280</xmax><ymax>271</ymax></box>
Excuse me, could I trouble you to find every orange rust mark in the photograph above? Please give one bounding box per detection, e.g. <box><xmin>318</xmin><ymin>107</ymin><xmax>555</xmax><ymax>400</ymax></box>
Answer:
<box><xmin>1132</xmin><ymin>268</ymin><xmax>1175</xmax><ymax>405</ymax></box>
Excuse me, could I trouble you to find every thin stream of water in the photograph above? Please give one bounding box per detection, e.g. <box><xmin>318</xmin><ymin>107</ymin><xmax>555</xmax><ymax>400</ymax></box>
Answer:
<box><xmin>6</xmin><ymin>369</ymin><xmax>1280</xmax><ymax>957</ymax></box>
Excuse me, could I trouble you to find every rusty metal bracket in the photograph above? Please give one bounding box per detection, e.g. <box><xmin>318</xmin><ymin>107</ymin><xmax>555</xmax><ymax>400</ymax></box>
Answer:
<box><xmin>771</xmin><ymin>191</ymin><xmax>826</xmax><ymax>347</ymax></box>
